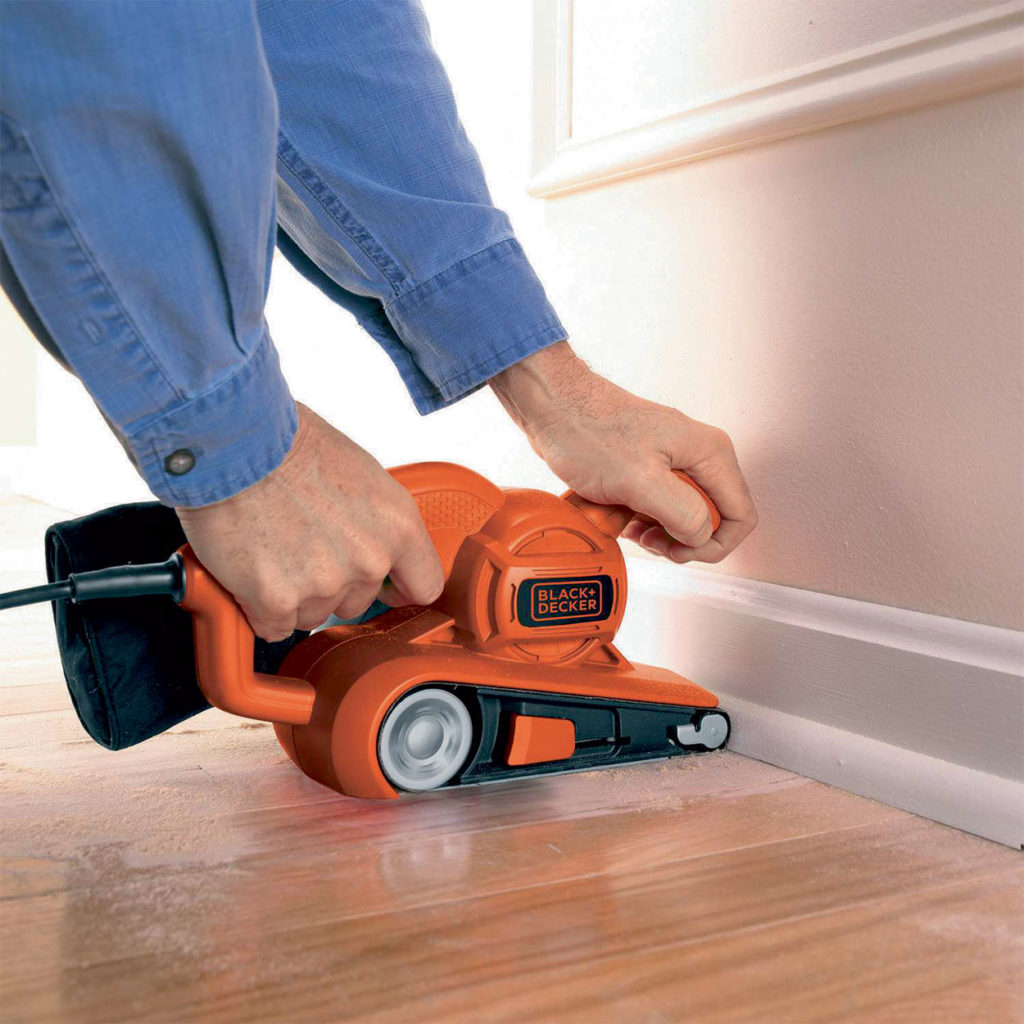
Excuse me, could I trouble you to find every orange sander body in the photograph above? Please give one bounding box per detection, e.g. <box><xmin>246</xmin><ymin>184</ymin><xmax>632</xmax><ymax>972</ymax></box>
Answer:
<box><xmin>180</xmin><ymin>462</ymin><xmax>729</xmax><ymax>798</ymax></box>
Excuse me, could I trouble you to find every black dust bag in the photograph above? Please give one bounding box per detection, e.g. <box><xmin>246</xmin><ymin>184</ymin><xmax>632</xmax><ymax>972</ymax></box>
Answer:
<box><xmin>44</xmin><ymin>502</ymin><xmax>304</xmax><ymax>749</ymax></box>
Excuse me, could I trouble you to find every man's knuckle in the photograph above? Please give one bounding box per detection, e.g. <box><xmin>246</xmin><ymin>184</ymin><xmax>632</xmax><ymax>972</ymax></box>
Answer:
<box><xmin>358</xmin><ymin>550</ymin><xmax>391</xmax><ymax>583</ymax></box>
<box><xmin>391</xmin><ymin>490</ymin><xmax>423</xmax><ymax>527</ymax></box>
<box><xmin>309</xmin><ymin>572</ymin><xmax>342</xmax><ymax>601</ymax></box>
<box><xmin>254</xmin><ymin>619</ymin><xmax>290</xmax><ymax>642</ymax></box>
<box><xmin>257</xmin><ymin>588</ymin><xmax>296</xmax><ymax>620</ymax></box>
<box><xmin>337</xmin><ymin>594</ymin><xmax>372</xmax><ymax>619</ymax></box>
<box><xmin>401</xmin><ymin>492</ymin><xmax>425</xmax><ymax>523</ymax></box>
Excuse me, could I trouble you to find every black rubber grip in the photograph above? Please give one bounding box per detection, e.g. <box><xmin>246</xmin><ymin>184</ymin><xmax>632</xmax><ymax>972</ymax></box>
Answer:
<box><xmin>69</xmin><ymin>554</ymin><xmax>186</xmax><ymax>604</ymax></box>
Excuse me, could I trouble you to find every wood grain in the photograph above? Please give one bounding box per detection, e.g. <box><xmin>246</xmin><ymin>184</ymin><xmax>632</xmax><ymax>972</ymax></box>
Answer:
<box><xmin>1</xmin><ymin>497</ymin><xmax>1021</xmax><ymax>1023</ymax></box>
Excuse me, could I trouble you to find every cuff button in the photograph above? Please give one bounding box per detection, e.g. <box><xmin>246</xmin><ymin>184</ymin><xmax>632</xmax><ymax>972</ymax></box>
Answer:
<box><xmin>165</xmin><ymin>449</ymin><xmax>196</xmax><ymax>476</ymax></box>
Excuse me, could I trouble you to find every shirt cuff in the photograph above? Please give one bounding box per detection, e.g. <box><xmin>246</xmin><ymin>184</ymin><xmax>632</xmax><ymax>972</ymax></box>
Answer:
<box><xmin>372</xmin><ymin>237</ymin><xmax>567</xmax><ymax>414</ymax></box>
<box><xmin>121</xmin><ymin>328</ymin><xmax>298</xmax><ymax>507</ymax></box>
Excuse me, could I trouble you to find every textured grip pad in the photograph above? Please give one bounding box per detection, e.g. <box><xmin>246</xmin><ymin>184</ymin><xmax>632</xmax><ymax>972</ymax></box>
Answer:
<box><xmin>388</xmin><ymin>462</ymin><xmax>506</xmax><ymax>578</ymax></box>
<box><xmin>413</xmin><ymin>489</ymin><xmax>496</xmax><ymax>535</ymax></box>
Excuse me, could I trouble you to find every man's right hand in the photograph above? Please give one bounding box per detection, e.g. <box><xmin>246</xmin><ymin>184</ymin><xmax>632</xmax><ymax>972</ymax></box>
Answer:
<box><xmin>175</xmin><ymin>403</ymin><xmax>444</xmax><ymax>642</ymax></box>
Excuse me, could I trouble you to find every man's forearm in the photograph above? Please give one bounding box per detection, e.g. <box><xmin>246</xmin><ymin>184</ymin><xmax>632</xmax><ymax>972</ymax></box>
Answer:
<box><xmin>488</xmin><ymin>341</ymin><xmax>590</xmax><ymax>439</ymax></box>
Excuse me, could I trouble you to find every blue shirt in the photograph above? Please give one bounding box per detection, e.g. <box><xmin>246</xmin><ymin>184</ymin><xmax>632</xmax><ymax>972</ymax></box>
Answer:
<box><xmin>0</xmin><ymin>0</ymin><xmax>566</xmax><ymax>506</ymax></box>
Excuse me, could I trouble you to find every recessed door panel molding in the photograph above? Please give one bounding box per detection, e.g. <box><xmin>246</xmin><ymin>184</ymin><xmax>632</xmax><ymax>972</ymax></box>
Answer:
<box><xmin>531</xmin><ymin>0</ymin><xmax>1024</xmax><ymax>197</ymax></box>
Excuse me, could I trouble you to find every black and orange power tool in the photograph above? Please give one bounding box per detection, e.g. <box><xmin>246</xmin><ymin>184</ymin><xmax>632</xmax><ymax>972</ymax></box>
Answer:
<box><xmin>2</xmin><ymin>463</ymin><xmax>729</xmax><ymax>798</ymax></box>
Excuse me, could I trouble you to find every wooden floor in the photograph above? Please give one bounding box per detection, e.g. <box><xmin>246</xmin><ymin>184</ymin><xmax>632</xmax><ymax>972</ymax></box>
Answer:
<box><xmin>1</xmin><ymin>495</ymin><xmax>1022</xmax><ymax>1023</ymax></box>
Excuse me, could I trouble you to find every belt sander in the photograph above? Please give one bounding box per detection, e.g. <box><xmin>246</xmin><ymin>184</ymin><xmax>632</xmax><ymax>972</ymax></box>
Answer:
<box><xmin>0</xmin><ymin>462</ymin><xmax>729</xmax><ymax>798</ymax></box>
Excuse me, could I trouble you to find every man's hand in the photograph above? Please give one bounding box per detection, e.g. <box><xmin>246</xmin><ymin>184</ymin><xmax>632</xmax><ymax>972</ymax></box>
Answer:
<box><xmin>176</xmin><ymin>403</ymin><xmax>444</xmax><ymax>641</ymax></box>
<box><xmin>490</xmin><ymin>342</ymin><xmax>757</xmax><ymax>563</ymax></box>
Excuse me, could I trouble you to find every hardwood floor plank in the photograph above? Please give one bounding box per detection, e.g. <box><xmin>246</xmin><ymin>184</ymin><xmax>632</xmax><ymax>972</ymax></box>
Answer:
<box><xmin>840</xmin><ymin>963</ymin><xmax>1024</xmax><ymax>1024</ymax></box>
<box><xmin>1</xmin><ymin>771</ymin><xmax>903</xmax><ymax>915</ymax></box>
<box><xmin>2</xmin><ymin>815</ymin><xmax>1016</xmax><ymax>1022</ymax></box>
<box><xmin>0</xmin><ymin>680</ymin><xmax>72</xmax><ymax>717</ymax></box>
<box><xmin>380</xmin><ymin>868</ymin><xmax>1023</xmax><ymax>1024</ymax></box>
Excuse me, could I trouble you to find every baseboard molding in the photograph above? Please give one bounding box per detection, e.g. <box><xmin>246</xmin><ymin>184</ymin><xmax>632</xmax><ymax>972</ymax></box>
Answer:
<box><xmin>724</xmin><ymin>696</ymin><xmax>1022</xmax><ymax>849</ymax></box>
<box><xmin>530</xmin><ymin>3</ymin><xmax>1024</xmax><ymax>198</ymax></box>
<box><xmin>619</xmin><ymin>558</ymin><xmax>1024</xmax><ymax>847</ymax></box>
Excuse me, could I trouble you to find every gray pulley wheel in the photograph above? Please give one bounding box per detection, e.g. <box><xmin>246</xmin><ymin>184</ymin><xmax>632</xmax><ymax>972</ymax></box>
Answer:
<box><xmin>378</xmin><ymin>688</ymin><xmax>473</xmax><ymax>791</ymax></box>
<box><xmin>673</xmin><ymin>711</ymin><xmax>729</xmax><ymax>750</ymax></box>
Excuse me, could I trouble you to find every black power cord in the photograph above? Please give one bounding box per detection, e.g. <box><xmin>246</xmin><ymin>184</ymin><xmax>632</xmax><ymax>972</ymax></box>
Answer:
<box><xmin>0</xmin><ymin>580</ymin><xmax>73</xmax><ymax>610</ymax></box>
<box><xmin>0</xmin><ymin>554</ymin><xmax>185</xmax><ymax>611</ymax></box>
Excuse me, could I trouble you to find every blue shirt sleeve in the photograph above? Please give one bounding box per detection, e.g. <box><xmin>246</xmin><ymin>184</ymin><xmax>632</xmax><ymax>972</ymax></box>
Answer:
<box><xmin>1</xmin><ymin>0</ymin><xmax>566</xmax><ymax>508</ymax></box>
<box><xmin>0</xmin><ymin>1</ymin><xmax>296</xmax><ymax>508</ymax></box>
<box><xmin>259</xmin><ymin>0</ymin><xmax>567</xmax><ymax>413</ymax></box>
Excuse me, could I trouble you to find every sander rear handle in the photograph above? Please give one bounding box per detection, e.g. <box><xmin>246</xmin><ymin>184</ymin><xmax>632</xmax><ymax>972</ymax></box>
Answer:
<box><xmin>563</xmin><ymin>469</ymin><xmax>721</xmax><ymax>538</ymax></box>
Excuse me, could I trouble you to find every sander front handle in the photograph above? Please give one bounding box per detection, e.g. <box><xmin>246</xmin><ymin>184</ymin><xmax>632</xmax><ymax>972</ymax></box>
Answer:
<box><xmin>178</xmin><ymin>464</ymin><xmax>721</xmax><ymax>727</ymax></box>
<box><xmin>176</xmin><ymin>461</ymin><xmax>503</xmax><ymax>726</ymax></box>
<box><xmin>563</xmin><ymin>469</ymin><xmax>721</xmax><ymax>538</ymax></box>
<box><xmin>178</xmin><ymin>546</ymin><xmax>317</xmax><ymax>726</ymax></box>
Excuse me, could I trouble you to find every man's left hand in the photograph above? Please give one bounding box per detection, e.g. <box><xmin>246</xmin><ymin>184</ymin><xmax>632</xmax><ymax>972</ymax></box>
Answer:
<box><xmin>489</xmin><ymin>342</ymin><xmax>758</xmax><ymax>564</ymax></box>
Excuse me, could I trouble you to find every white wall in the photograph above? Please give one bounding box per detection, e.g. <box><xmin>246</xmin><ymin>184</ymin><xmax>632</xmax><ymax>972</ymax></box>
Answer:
<box><xmin>539</xmin><ymin>84</ymin><xmax>1024</xmax><ymax>630</ymax></box>
<box><xmin>1</xmin><ymin>0</ymin><xmax>1021</xmax><ymax>634</ymax></box>
<box><xmin>529</xmin><ymin>0</ymin><xmax>1024</xmax><ymax>630</ymax></box>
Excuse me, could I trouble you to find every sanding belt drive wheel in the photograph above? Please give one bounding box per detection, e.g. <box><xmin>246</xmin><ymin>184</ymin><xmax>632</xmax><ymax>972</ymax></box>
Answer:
<box><xmin>377</xmin><ymin>688</ymin><xmax>474</xmax><ymax>792</ymax></box>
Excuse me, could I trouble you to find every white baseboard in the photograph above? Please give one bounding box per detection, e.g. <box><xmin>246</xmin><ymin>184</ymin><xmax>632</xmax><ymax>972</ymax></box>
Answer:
<box><xmin>619</xmin><ymin>559</ymin><xmax>1024</xmax><ymax>847</ymax></box>
<box><xmin>530</xmin><ymin>3</ymin><xmax>1024</xmax><ymax>197</ymax></box>
<box><xmin>725</xmin><ymin>697</ymin><xmax>1021</xmax><ymax>849</ymax></box>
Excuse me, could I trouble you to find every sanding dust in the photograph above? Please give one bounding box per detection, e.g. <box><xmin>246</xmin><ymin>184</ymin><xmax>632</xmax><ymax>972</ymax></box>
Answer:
<box><xmin>917</xmin><ymin>907</ymin><xmax>1024</xmax><ymax>948</ymax></box>
<box><xmin>561</xmin><ymin>749</ymin><xmax>798</xmax><ymax>807</ymax></box>
<box><xmin>1</xmin><ymin>717</ymin><xmax>297</xmax><ymax>870</ymax></box>
<box><xmin>1</xmin><ymin>712</ymin><xmax>769</xmax><ymax>877</ymax></box>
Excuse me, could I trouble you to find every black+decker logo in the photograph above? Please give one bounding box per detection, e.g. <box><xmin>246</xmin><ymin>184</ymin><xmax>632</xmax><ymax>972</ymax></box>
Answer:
<box><xmin>516</xmin><ymin>575</ymin><xmax>613</xmax><ymax>628</ymax></box>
